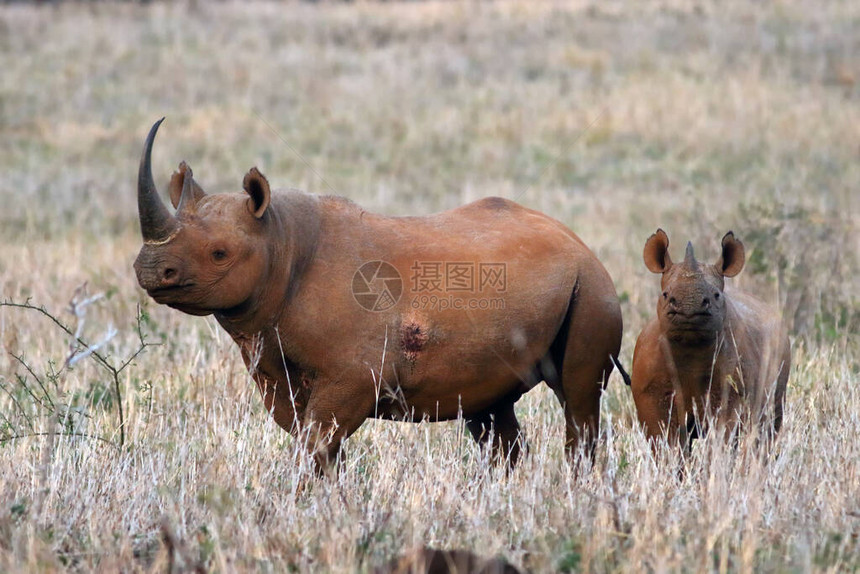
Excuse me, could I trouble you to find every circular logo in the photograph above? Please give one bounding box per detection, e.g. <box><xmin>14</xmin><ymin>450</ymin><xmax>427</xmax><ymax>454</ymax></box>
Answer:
<box><xmin>351</xmin><ymin>261</ymin><xmax>403</xmax><ymax>312</ymax></box>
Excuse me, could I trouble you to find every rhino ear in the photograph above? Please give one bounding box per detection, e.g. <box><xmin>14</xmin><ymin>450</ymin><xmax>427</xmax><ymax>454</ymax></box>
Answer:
<box><xmin>643</xmin><ymin>229</ymin><xmax>673</xmax><ymax>273</ymax></box>
<box><xmin>243</xmin><ymin>167</ymin><xmax>271</xmax><ymax>219</ymax></box>
<box><xmin>168</xmin><ymin>162</ymin><xmax>207</xmax><ymax>209</ymax></box>
<box><xmin>716</xmin><ymin>231</ymin><xmax>745</xmax><ymax>277</ymax></box>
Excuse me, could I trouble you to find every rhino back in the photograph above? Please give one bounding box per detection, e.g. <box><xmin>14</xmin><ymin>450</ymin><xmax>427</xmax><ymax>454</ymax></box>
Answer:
<box><xmin>271</xmin><ymin>195</ymin><xmax>614</xmax><ymax>419</ymax></box>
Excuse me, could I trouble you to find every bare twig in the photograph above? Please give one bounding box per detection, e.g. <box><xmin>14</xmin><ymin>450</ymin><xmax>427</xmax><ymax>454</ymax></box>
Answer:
<box><xmin>10</xmin><ymin>353</ymin><xmax>56</xmax><ymax>411</ymax></box>
<box><xmin>0</xmin><ymin>295</ymin><xmax>156</xmax><ymax>449</ymax></box>
<box><xmin>0</xmin><ymin>378</ymin><xmax>36</xmax><ymax>432</ymax></box>
<box><xmin>0</xmin><ymin>431</ymin><xmax>119</xmax><ymax>450</ymax></box>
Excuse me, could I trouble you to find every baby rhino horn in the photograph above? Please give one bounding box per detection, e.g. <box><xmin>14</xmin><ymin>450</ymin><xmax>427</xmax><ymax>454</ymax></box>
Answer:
<box><xmin>683</xmin><ymin>241</ymin><xmax>698</xmax><ymax>268</ymax></box>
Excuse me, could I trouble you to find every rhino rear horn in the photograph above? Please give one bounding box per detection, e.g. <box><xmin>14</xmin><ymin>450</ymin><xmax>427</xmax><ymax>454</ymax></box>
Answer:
<box><xmin>176</xmin><ymin>162</ymin><xmax>199</xmax><ymax>216</ymax></box>
<box><xmin>138</xmin><ymin>118</ymin><xmax>180</xmax><ymax>243</ymax></box>
<box><xmin>169</xmin><ymin>161</ymin><xmax>207</xmax><ymax>210</ymax></box>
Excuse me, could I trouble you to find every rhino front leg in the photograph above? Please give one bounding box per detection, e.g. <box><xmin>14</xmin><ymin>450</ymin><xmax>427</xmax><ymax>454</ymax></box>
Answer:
<box><xmin>301</xmin><ymin>381</ymin><xmax>376</xmax><ymax>476</ymax></box>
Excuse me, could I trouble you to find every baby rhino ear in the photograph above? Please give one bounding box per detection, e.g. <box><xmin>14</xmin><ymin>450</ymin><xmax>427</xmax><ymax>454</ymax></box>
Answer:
<box><xmin>243</xmin><ymin>167</ymin><xmax>271</xmax><ymax>219</ymax></box>
<box><xmin>716</xmin><ymin>231</ymin><xmax>745</xmax><ymax>277</ymax></box>
<box><xmin>643</xmin><ymin>229</ymin><xmax>672</xmax><ymax>274</ymax></box>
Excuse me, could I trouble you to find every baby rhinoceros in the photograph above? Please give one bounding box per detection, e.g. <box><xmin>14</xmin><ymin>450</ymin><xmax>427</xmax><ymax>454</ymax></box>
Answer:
<box><xmin>630</xmin><ymin>229</ymin><xmax>790</xmax><ymax>449</ymax></box>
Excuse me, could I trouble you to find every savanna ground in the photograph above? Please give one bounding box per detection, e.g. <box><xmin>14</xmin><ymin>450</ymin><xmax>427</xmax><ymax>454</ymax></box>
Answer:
<box><xmin>1</xmin><ymin>1</ymin><xmax>858</xmax><ymax>572</ymax></box>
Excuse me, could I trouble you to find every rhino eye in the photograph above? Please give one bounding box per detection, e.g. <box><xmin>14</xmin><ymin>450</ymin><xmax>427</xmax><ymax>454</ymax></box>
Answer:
<box><xmin>662</xmin><ymin>291</ymin><xmax>668</xmax><ymax>299</ymax></box>
<box><xmin>212</xmin><ymin>249</ymin><xmax>228</xmax><ymax>262</ymax></box>
<box><xmin>714</xmin><ymin>292</ymin><xmax>720</xmax><ymax>300</ymax></box>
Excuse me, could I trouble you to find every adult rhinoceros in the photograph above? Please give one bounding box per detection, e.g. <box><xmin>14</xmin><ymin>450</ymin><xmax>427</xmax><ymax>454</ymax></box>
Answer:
<box><xmin>134</xmin><ymin>119</ymin><xmax>623</xmax><ymax>472</ymax></box>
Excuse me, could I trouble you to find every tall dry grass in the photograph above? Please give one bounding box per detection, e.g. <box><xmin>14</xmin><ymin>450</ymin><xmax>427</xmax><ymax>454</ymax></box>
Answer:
<box><xmin>0</xmin><ymin>1</ymin><xmax>858</xmax><ymax>572</ymax></box>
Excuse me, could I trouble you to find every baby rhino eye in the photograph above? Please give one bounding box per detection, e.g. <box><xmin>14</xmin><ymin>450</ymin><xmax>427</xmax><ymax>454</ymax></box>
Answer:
<box><xmin>212</xmin><ymin>249</ymin><xmax>228</xmax><ymax>262</ymax></box>
<box><xmin>714</xmin><ymin>292</ymin><xmax>721</xmax><ymax>300</ymax></box>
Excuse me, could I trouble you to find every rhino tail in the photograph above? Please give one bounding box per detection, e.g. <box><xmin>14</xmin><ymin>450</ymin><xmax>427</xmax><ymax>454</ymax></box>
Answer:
<box><xmin>610</xmin><ymin>354</ymin><xmax>632</xmax><ymax>386</ymax></box>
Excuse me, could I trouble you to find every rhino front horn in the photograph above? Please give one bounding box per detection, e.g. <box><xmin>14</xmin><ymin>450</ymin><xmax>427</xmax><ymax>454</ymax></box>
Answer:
<box><xmin>138</xmin><ymin>118</ymin><xmax>180</xmax><ymax>243</ymax></box>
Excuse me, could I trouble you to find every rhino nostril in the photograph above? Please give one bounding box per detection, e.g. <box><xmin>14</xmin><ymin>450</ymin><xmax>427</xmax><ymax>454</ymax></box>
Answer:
<box><xmin>668</xmin><ymin>297</ymin><xmax>677</xmax><ymax>306</ymax></box>
<box><xmin>163</xmin><ymin>268</ymin><xmax>177</xmax><ymax>281</ymax></box>
<box><xmin>702</xmin><ymin>297</ymin><xmax>710</xmax><ymax>308</ymax></box>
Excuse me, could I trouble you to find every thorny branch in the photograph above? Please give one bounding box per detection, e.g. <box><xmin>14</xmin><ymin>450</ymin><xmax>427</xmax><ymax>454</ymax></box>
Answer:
<box><xmin>0</xmin><ymin>285</ymin><xmax>156</xmax><ymax>449</ymax></box>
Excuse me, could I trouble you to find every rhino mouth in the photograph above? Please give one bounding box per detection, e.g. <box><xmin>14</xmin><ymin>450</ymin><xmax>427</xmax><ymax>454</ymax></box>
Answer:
<box><xmin>667</xmin><ymin>310</ymin><xmax>712</xmax><ymax>318</ymax></box>
<box><xmin>665</xmin><ymin>310</ymin><xmax>717</xmax><ymax>333</ymax></box>
<box><xmin>146</xmin><ymin>283</ymin><xmax>195</xmax><ymax>302</ymax></box>
<box><xmin>146</xmin><ymin>285</ymin><xmax>214</xmax><ymax>316</ymax></box>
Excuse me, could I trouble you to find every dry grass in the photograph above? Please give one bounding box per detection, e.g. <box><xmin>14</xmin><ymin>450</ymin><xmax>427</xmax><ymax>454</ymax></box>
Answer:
<box><xmin>1</xmin><ymin>1</ymin><xmax>858</xmax><ymax>572</ymax></box>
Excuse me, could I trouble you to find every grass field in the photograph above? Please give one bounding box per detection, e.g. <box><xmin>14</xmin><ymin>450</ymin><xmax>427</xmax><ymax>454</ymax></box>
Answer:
<box><xmin>1</xmin><ymin>1</ymin><xmax>858</xmax><ymax>572</ymax></box>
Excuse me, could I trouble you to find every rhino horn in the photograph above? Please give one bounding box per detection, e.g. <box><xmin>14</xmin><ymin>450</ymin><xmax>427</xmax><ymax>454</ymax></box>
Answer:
<box><xmin>684</xmin><ymin>241</ymin><xmax>698</xmax><ymax>268</ymax></box>
<box><xmin>176</xmin><ymin>161</ymin><xmax>198</xmax><ymax>216</ymax></box>
<box><xmin>138</xmin><ymin>118</ymin><xmax>179</xmax><ymax>243</ymax></box>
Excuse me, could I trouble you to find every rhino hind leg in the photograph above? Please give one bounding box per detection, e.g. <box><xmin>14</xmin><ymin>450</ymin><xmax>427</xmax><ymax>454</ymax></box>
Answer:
<box><xmin>558</xmin><ymin>361</ymin><xmax>606</xmax><ymax>462</ymax></box>
<box><xmin>465</xmin><ymin>398</ymin><xmax>525</xmax><ymax>467</ymax></box>
<box><xmin>548</xmin><ymin>276</ymin><xmax>623</xmax><ymax>463</ymax></box>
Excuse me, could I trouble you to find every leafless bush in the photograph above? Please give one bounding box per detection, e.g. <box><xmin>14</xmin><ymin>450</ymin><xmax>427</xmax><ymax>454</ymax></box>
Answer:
<box><xmin>0</xmin><ymin>283</ymin><xmax>154</xmax><ymax>449</ymax></box>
